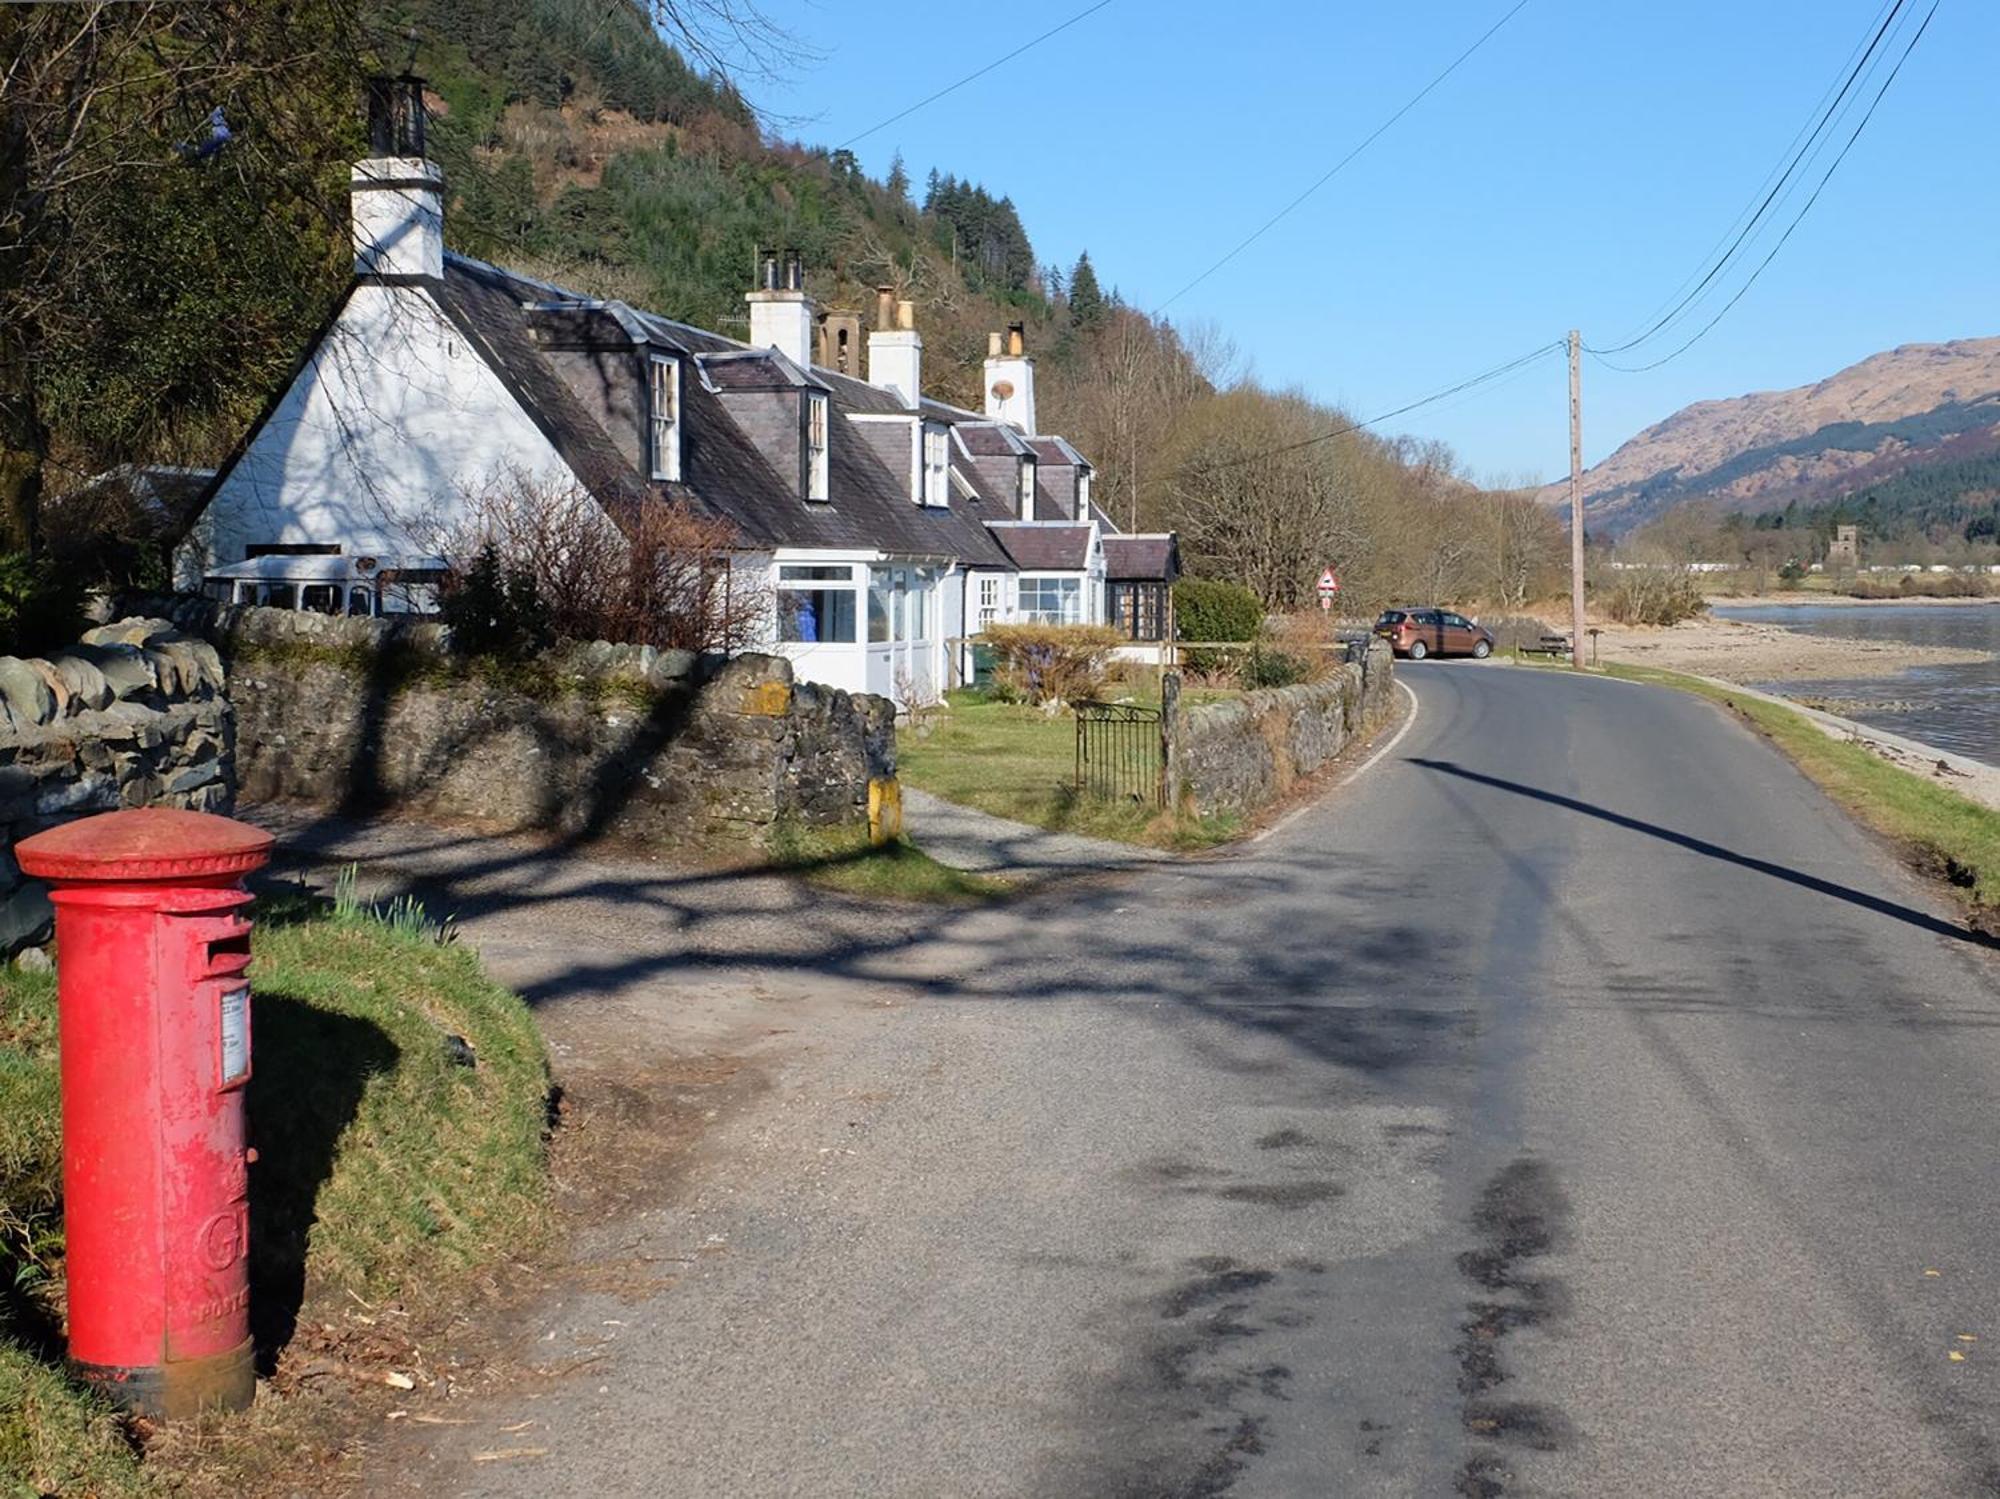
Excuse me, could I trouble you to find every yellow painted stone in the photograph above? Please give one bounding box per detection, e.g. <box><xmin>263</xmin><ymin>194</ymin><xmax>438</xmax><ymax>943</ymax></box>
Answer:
<box><xmin>745</xmin><ymin>680</ymin><xmax>791</xmax><ymax>717</ymax></box>
<box><xmin>868</xmin><ymin>776</ymin><xmax>903</xmax><ymax>844</ymax></box>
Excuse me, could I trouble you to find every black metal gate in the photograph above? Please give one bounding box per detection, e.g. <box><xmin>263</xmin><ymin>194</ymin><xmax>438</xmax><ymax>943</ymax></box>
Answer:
<box><xmin>1073</xmin><ymin>701</ymin><xmax>1163</xmax><ymax>806</ymax></box>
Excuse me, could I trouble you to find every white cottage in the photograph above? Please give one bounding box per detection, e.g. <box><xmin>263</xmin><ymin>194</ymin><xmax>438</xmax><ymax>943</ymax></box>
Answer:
<box><xmin>182</xmin><ymin>76</ymin><xmax>1178</xmax><ymax>706</ymax></box>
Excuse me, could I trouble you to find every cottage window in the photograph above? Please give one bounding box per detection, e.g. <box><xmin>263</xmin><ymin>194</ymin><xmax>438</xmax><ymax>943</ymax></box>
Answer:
<box><xmin>867</xmin><ymin>573</ymin><xmax>891</xmax><ymax>642</ymax></box>
<box><xmin>922</xmin><ymin>424</ymin><xmax>950</xmax><ymax>507</ymax></box>
<box><xmin>1110</xmin><ymin>581</ymin><xmax>1165</xmax><ymax>640</ymax></box>
<box><xmin>777</xmin><ymin>563</ymin><xmax>858</xmax><ymax>644</ymax></box>
<box><xmin>648</xmin><ymin>355</ymin><xmax>681</xmax><ymax>482</ymax></box>
<box><xmin>1017</xmin><ymin>458</ymin><xmax>1037</xmax><ymax>518</ymax></box>
<box><xmin>976</xmin><ymin>574</ymin><xmax>1002</xmax><ymax>631</ymax></box>
<box><xmin>806</xmin><ymin>393</ymin><xmax>830</xmax><ymax>501</ymax></box>
<box><xmin>1077</xmin><ymin>469</ymin><xmax>1093</xmax><ymax>514</ymax></box>
<box><xmin>1018</xmin><ymin>575</ymin><xmax>1081</xmax><ymax>624</ymax></box>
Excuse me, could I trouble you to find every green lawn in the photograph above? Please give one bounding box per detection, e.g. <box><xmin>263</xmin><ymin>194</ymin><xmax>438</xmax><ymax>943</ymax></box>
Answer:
<box><xmin>898</xmin><ymin>692</ymin><xmax>1239</xmax><ymax>850</ymax></box>
<box><xmin>1580</xmin><ymin>661</ymin><xmax>2000</xmax><ymax>922</ymax></box>
<box><xmin>1</xmin><ymin>882</ymin><xmax>552</xmax><ymax>1495</ymax></box>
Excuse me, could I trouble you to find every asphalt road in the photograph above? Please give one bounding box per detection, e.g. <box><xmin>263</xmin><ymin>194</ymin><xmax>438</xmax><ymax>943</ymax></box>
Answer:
<box><xmin>364</xmin><ymin>661</ymin><xmax>2000</xmax><ymax>1498</ymax></box>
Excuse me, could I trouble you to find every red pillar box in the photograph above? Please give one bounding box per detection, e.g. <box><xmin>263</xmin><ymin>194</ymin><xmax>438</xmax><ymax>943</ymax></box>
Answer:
<box><xmin>15</xmin><ymin>808</ymin><xmax>275</xmax><ymax>1420</ymax></box>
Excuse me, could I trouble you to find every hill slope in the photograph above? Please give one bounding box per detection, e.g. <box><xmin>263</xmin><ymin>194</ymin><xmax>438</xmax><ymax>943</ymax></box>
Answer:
<box><xmin>1553</xmin><ymin>337</ymin><xmax>2000</xmax><ymax>533</ymax></box>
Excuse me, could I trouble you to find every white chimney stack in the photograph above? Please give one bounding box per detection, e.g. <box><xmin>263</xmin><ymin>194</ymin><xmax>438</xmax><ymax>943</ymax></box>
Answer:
<box><xmin>746</xmin><ymin>247</ymin><xmax>815</xmax><ymax>370</ymax></box>
<box><xmin>352</xmin><ymin>75</ymin><xmax>443</xmax><ymax>280</ymax></box>
<box><xmin>984</xmin><ymin>322</ymin><xmax>1036</xmax><ymax>434</ymax></box>
<box><xmin>867</xmin><ymin>287</ymin><xmax>923</xmax><ymax>409</ymax></box>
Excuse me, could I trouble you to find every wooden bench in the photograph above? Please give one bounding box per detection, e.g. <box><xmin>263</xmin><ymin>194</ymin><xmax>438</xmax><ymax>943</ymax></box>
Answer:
<box><xmin>1515</xmin><ymin>635</ymin><xmax>1571</xmax><ymax>660</ymax></box>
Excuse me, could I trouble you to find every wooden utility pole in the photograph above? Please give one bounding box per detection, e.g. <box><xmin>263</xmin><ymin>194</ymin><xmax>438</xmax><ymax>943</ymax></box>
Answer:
<box><xmin>1567</xmin><ymin>329</ymin><xmax>1586</xmax><ymax>669</ymax></box>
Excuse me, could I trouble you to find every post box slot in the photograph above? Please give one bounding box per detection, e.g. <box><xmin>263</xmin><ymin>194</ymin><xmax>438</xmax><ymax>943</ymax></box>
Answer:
<box><xmin>204</xmin><ymin>933</ymin><xmax>251</xmax><ymax>978</ymax></box>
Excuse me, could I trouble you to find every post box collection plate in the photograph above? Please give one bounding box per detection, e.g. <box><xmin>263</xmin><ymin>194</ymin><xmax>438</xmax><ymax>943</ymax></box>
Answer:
<box><xmin>219</xmin><ymin>986</ymin><xmax>250</xmax><ymax>1087</ymax></box>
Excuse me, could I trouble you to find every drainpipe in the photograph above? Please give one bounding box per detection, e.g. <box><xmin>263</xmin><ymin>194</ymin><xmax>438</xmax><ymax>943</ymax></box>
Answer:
<box><xmin>958</xmin><ymin>565</ymin><xmax>973</xmax><ymax>688</ymax></box>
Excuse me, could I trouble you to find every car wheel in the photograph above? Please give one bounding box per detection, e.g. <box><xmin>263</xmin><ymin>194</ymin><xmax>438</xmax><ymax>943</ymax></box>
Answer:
<box><xmin>1472</xmin><ymin>639</ymin><xmax>1491</xmax><ymax>659</ymax></box>
<box><xmin>1408</xmin><ymin>640</ymin><xmax>1428</xmax><ymax>660</ymax></box>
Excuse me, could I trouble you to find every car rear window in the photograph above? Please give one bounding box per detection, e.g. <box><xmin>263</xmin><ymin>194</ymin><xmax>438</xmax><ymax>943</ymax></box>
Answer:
<box><xmin>1376</xmin><ymin>611</ymin><xmax>1405</xmax><ymax>624</ymax></box>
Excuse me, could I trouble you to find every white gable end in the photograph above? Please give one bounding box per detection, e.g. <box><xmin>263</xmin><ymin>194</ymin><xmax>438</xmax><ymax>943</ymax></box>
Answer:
<box><xmin>179</xmin><ymin>282</ymin><xmax>579</xmax><ymax>584</ymax></box>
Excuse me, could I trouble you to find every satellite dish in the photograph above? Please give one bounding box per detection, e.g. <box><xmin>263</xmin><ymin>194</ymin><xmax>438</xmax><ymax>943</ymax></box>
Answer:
<box><xmin>991</xmin><ymin>380</ymin><xmax>1015</xmax><ymax>401</ymax></box>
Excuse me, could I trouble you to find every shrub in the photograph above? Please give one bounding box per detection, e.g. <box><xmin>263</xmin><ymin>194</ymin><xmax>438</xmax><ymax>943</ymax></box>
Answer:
<box><xmin>0</xmin><ymin>551</ymin><xmax>85</xmax><ymax>657</ymax></box>
<box><xmin>980</xmin><ymin>622</ymin><xmax>1124</xmax><ymax>705</ymax></box>
<box><xmin>1173</xmin><ymin>578</ymin><xmax>1264</xmax><ymax>644</ymax></box>
<box><xmin>1598</xmin><ymin>568</ymin><xmax>1708</xmax><ymax>626</ymax></box>
<box><xmin>441</xmin><ymin>541</ymin><xmax>555</xmax><ymax>658</ymax></box>
<box><xmin>1242</xmin><ymin>647</ymin><xmax>1310</xmax><ymax>689</ymax></box>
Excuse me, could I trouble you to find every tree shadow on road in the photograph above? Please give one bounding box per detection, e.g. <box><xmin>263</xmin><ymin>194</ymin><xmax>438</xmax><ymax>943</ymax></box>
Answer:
<box><xmin>1408</xmin><ymin>757</ymin><xmax>1994</xmax><ymax>949</ymax></box>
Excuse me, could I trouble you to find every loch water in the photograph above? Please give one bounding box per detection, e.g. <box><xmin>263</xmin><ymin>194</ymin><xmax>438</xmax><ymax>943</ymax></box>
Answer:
<box><xmin>1712</xmin><ymin>602</ymin><xmax>2000</xmax><ymax>768</ymax></box>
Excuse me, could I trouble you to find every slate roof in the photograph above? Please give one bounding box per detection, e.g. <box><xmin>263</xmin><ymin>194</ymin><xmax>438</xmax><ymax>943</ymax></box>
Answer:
<box><xmin>1104</xmin><ymin>534</ymin><xmax>1180</xmax><ymax>582</ymax></box>
<box><xmin>437</xmin><ymin>254</ymin><xmax>1011</xmax><ymax>568</ymax></box>
<box><xmin>697</xmin><ymin>349</ymin><xmax>827</xmax><ymax>391</ymax></box>
<box><xmin>988</xmin><ymin>523</ymin><xmax>1093</xmax><ymax>571</ymax></box>
<box><xmin>956</xmin><ymin>422</ymin><xmax>1034</xmax><ymax>458</ymax></box>
<box><xmin>1027</xmin><ymin>435</ymin><xmax>1090</xmax><ymax>469</ymax></box>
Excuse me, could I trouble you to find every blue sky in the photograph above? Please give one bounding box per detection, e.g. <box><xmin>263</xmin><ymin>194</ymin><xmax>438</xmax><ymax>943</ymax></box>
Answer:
<box><xmin>747</xmin><ymin>0</ymin><xmax>1993</xmax><ymax>483</ymax></box>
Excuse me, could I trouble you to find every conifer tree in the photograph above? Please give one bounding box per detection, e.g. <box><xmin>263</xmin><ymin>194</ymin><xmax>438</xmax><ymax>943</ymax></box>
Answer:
<box><xmin>886</xmin><ymin>151</ymin><xmax>910</xmax><ymax>204</ymax></box>
<box><xmin>1069</xmin><ymin>251</ymin><xmax>1106</xmax><ymax>330</ymax></box>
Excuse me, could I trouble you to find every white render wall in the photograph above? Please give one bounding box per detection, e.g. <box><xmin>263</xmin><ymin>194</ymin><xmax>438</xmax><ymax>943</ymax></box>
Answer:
<box><xmin>178</xmin><ymin>282</ymin><xmax>576</xmax><ymax>586</ymax></box>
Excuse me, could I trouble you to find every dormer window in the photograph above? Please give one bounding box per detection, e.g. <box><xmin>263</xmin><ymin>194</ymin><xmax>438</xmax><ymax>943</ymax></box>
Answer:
<box><xmin>922</xmin><ymin>423</ymin><xmax>949</xmax><ymax>507</ymax></box>
<box><xmin>648</xmin><ymin>355</ymin><xmax>681</xmax><ymax>482</ymax></box>
<box><xmin>806</xmin><ymin>392</ymin><xmax>830</xmax><ymax>501</ymax></box>
<box><xmin>1018</xmin><ymin>458</ymin><xmax>1037</xmax><ymax>518</ymax></box>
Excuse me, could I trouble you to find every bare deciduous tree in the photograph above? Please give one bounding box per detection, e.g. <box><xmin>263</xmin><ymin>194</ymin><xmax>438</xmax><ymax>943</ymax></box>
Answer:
<box><xmin>442</xmin><ymin>465</ymin><xmax>769</xmax><ymax>653</ymax></box>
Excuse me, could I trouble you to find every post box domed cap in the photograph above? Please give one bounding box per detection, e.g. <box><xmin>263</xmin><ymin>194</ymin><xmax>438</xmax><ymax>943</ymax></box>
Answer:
<box><xmin>16</xmin><ymin>808</ymin><xmax>274</xmax><ymax>883</ymax></box>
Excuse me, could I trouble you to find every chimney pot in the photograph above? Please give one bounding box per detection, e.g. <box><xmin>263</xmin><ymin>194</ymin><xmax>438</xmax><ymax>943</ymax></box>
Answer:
<box><xmin>758</xmin><ymin>247</ymin><xmax>779</xmax><ymax>291</ymax></box>
<box><xmin>876</xmin><ymin>286</ymin><xmax>896</xmax><ymax>330</ymax></box>
<box><xmin>896</xmin><ymin>299</ymin><xmax>915</xmax><ymax>332</ymax></box>
<box><xmin>1007</xmin><ymin>323</ymin><xmax>1026</xmax><ymax>357</ymax></box>
<box><xmin>987</xmin><ymin>331</ymin><xmax>1004</xmax><ymax>358</ymax></box>
<box><xmin>365</xmin><ymin>73</ymin><xmax>428</xmax><ymax>159</ymax></box>
<box><xmin>784</xmin><ymin>248</ymin><xmax>804</xmax><ymax>291</ymax></box>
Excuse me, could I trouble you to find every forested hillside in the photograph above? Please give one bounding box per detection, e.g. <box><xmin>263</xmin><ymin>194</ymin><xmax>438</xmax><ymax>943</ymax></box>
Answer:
<box><xmin>1557</xmin><ymin>337</ymin><xmax>2000</xmax><ymax>535</ymax></box>
<box><xmin>7</xmin><ymin>0</ymin><xmax>1564</xmax><ymax>635</ymax></box>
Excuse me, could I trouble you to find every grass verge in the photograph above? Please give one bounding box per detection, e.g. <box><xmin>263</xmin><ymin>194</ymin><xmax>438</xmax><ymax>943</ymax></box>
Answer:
<box><xmin>766</xmin><ymin>821</ymin><xmax>1013</xmax><ymax>903</ymax></box>
<box><xmin>1</xmin><ymin>882</ymin><xmax>552</xmax><ymax>1496</ymax></box>
<box><xmin>898</xmin><ymin>695</ymin><xmax>1239</xmax><ymax>851</ymax></box>
<box><xmin>1580</xmin><ymin>661</ymin><xmax>2000</xmax><ymax>924</ymax></box>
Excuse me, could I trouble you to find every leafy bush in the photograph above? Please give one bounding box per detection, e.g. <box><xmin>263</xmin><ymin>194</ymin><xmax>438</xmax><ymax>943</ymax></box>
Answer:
<box><xmin>980</xmin><ymin>622</ymin><xmax>1124</xmax><ymax>705</ymax></box>
<box><xmin>1242</xmin><ymin>647</ymin><xmax>1310</xmax><ymax>689</ymax></box>
<box><xmin>440</xmin><ymin>542</ymin><xmax>555</xmax><ymax>658</ymax></box>
<box><xmin>1173</xmin><ymin>578</ymin><xmax>1264</xmax><ymax>644</ymax></box>
<box><xmin>1598</xmin><ymin>568</ymin><xmax>1709</xmax><ymax>626</ymax></box>
<box><xmin>0</xmin><ymin>551</ymin><xmax>85</xmax><ymax>657</ymax></box>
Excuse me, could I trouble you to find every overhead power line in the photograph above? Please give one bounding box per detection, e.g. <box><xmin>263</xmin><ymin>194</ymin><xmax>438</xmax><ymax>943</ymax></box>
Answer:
<box><xmin>836</xmin><ymin>0</ymin><xmax>1118</xmax><ymax>150</ymax></box>
<box><xmin>1152</xmin><ymin>0</ymin><xmax>1533</xmax><ymax>316</ymax></box>
<box><xmin>1592</xmin><ymin>0</ymin><xmax>1939</xmax><ymax>374</ymax></box>
<box><xmin>1589</xmin><ymin>0</ymin><xmax>1923</xmax><ymax>359</ymax></box>
<box><xmin>1607</xmin><ymin>0</ymin><xmax>1904</xmax><ymax>350</ymax></box>
<box><xmin>1165</xmin><ymin>339</ymin><xmax>1566</xmax><ymax>481</ymax></box>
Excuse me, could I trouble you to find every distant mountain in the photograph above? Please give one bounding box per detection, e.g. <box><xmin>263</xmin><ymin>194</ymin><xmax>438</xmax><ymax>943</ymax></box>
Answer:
<box><xmin>1549</xmin><ymin>337</ymin><xmax>2000</xmax><ymax>534</ymax></box>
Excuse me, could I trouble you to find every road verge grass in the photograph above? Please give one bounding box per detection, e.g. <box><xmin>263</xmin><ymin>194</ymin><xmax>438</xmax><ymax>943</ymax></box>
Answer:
<box><xmin>765</xmin><ymin>821</ymin><xmax>1014</xmax><ymax>903</ymax></box>
<box><xmin>0</xmin><ymin>880</ymin><xmax>553</xmax><ymax>1495</ymax></box>
<box><xmin>1580</xmin><ymin>661</ymin><xmax>2000</xmax><ymax>927</ymax></box>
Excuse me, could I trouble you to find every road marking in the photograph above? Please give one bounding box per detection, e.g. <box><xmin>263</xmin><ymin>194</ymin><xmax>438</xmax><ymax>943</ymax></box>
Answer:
<box><xmin>1252</xmin><ymin>678</ymin><xmax>1421</xmax><ymax>844</ymax></box>
<box><xmin>1345</xmin><ymin>679</ymin><xmax>1422</xmax><ymax>786</ymax></box>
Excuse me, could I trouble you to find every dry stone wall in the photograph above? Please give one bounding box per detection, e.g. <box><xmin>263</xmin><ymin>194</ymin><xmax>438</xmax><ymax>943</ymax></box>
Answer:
<box><xmin>137</xmin><ymin>600</ymin><xmax>895</xmax><ymax>846</ymax></box>
<box><xmin>1173</xmin><ymin>640</ymin><xmax>1395</xmax><ymax>817</ymax></box>
<box><xmin>0</xmin><ymin>618</ymin><xmax>233</xmax><ymax>952</ymax></box>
